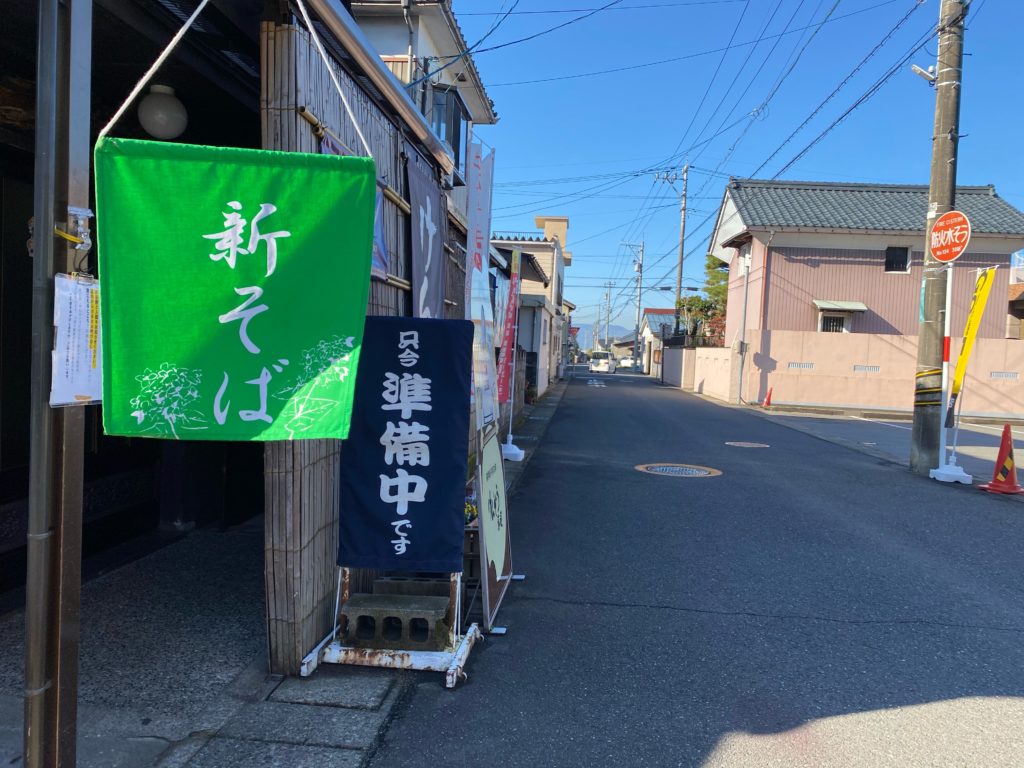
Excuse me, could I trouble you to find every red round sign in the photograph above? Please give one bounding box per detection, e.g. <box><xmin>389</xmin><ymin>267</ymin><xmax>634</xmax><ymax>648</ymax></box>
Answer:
<box><xmin>930</xmin><ymin>210</ymin><xmax>971</xmax><ymax>263</ymax></box>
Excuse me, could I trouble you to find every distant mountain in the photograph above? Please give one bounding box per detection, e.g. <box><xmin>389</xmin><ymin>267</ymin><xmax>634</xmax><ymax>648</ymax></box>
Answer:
<box><xmin>572</xmin><ymin>323</ymin><xmax>631</xmax><ymax>351</ymax></box>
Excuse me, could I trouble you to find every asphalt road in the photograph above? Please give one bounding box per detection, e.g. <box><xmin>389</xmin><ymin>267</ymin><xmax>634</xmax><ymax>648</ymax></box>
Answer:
<box><xmin>369</xmin><ymin>372</ymin><xmax>1024</xmax><ymax>768</ymax></box>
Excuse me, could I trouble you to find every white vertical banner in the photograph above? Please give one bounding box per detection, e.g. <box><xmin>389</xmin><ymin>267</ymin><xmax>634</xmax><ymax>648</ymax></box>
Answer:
<box><xmin>465</xmin><ymin>141</ymin><xmax>495</xmax><ymax>319</ymax></box>
<box><xmin>470</xmin><ymin>260</ymin><xmax>499</xmax><ymax>430</ymax></box>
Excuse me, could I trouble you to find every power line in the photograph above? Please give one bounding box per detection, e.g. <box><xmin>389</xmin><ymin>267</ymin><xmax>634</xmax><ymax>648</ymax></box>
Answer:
<box><xmin>493</xmin><ymin>162</ymin><xmax>740</xmax><ymax>191</ymax></box>
<box><xmin>684</xmin><ymin>0</ymin><xmax>789</xmax><ymax>164</ymax></box>
<box><xmin>444</xmin><ymin>0</ymin><xmax>626</xmax><ymax>60</ymax></box>
<box><xmin>461</xmin><ymin>1</ymin><xmax>745</xmax><ymax>15</ymax></box>
<box><xmin>491</xmin><ymin>174</ymin><xmax>638</xmax><ymax>217</ymax></box>
<box><xmin>478</xmin><ymin>6</ymin><xmax>919</xmax><ymax>292</ymax></box>
<box><xmin>407</xmin><ymin>0</ymin><xmax>521</xmax><ymax>87</ymax></box>
<box><xmin>567</xmin><ymin>3</ymin><xmax>942</xmax><ymax>310</ymax></box>
<box><xmin>487</xmin><ymin>0</ymin><xmax>899</xmax><ymax>87</ymax></box>
<box><xmin>494</xmin><ymin>168</ymin><xmax>652</xmax><ymax>188</ymax></box>
<box><xmin>771</xmin><ymin>20</ymin><xmax>937</xmax><ymax>178</ymax></box>
<box><xmin>682</xmin><ymin>0</ymin><xmax>840</xmax><ymax>204</ymax></box>
<box><xmin>668</xmin><ymin>0</ymin><xmax>752</xmax><ymax>162</ymax></box>
<box><xmin>669</xmin><ymin>0</ymin><xmax>819</xmax><ymax>222</ymax></box>
<box><xmin>750</xmin><ymin>0</ymin><xmax>928</xmax><ymax>177</ymax></box>
<box><xmin>554</xmin><ymin>0</ymin><xmax>815</xmax><ymax>266</ymax></box>
<box><xmin>639</xmin><ymin>5</ymin><xmax>939</xmax><ymax>281</ymax></box>
<box><xmin>687</xmin><ymin>0</ymin><xmax>810</xmax><ymax>169</ymax></box>
<box><xmin>498</xmin><ymin>189</ymin><xmax>720</xmax><ymax>200</ymax></box>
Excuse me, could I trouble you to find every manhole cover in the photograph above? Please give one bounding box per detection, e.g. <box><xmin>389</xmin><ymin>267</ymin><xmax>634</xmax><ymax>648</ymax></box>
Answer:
<box><xmin>725</xmin><ymin>441</ymin><xmax>770</xmax><ymax>448</ymax></box>
<box><xmin>635</xmin><ymin>463</ymin><xmax>721</xmax><ymax>478</ymax></box>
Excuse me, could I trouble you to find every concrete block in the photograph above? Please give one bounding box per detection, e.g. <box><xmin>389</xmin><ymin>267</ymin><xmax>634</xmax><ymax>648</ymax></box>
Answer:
<box><xmin>270</xmin><ymin>666</ymin><xmax>393</xmax><ymax>710</ymax></box>
<box><xmin>372</xmin><ymin>576</ymin><xmax>449</xmax><ymax>597</ymax></box>
<box><xmin>340</xmin><ymin>593</ymin><xmax>450</xmax><ymax>651</ymax></box>
<box><xmin>218</xmin><ymin>701</ymin><xmax>385</xmax><ymax>750</ymax></box>
<box><xmin>184</xmin><ymin>737</ymin><xmax>362</xmax><ymax>768</ymax></box>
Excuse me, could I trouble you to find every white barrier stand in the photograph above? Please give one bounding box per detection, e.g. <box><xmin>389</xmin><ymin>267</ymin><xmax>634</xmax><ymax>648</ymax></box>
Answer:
<box><xmin>501</xmin><ymin>436</ymin><xmax>524</xmax><ymax>462</ymax></box>
<box><xmin>930</xmin><ymin>460</ymin><xmax>972</xmax><ymax>484</ymax></box>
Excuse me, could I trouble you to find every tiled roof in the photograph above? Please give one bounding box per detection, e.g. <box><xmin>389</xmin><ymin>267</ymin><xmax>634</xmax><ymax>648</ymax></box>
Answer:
<box><xmin>492</xmin><ymin>232</ymin><xmax>551</xmax><ymax>243</ymax></box>
<box><xmin>727</xmin><ymin>180</ymin><xmax>1024</xmax><ymax>235</ymax></box>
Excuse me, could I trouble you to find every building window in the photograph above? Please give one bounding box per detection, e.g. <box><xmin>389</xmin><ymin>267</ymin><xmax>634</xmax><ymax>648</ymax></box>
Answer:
<box><xmin>884</xmin><ymin>246</ymin><xmax>910</xmax><ymax>273</ymax></box>
<box><xmin>429</xmin><ymin>86</ymin><xmax>469</xmax><ymax>182</ymax></box>
<box><xmin>821</xmin><ymin>314</ymin><xmax>847</xmax><ymax>333</ymax></box>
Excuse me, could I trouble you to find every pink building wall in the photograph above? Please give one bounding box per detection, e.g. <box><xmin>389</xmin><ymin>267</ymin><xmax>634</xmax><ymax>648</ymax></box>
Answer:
<box><xmin>724</xmin><ymin>240</ymin><xmax>767</xmax><ymax>345</ymax></box>
<box><xmin>692</xmin><ymin>347</ymin><xmax>732</xmax><ymax>402</ymax></box>
<box><xmin>764</xmin><ymin>247</ymin><xmax>1009</xmax><ymax>337</ymax></box>
<box><xmin>740</xmin><ymin>331</ymin><xmax>1024</xmax><ymax>417</ymax></box>
<box><xmin>678</xmin><ymin>236</ymin><xmax>1022</xmax><ymax>415</ymax></box>
<box><xmin>723</xmin><ymin>237</ymin><xmax>1012</xmax><ymax>341</ymax></box>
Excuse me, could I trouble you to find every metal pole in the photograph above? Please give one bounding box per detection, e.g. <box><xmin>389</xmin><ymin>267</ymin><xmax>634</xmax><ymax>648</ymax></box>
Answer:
<box><xmin>938</xmin><ymin>264</ymin><xmax>953</xmax><ymax>463</ymax></box>
<box><xmin>25</xmin><ymin>0</ymin><xmax>91</xmax><ymax>763</ymax></box>
<box><xmin>25</xmin><ymin>0</ymin><xmax>60</xmax><ymax>760</ymax></box>
<box><xmin>673</xmin><ymin>164</ymin><xmax>689</xmax><ymax>335</ymax></box>
<box><xmin>598</xmin><ymin>282</ymin><xmax>606</xmax><ymax>348</ymax></box>
<box><xmin>911</xmin><ymin>0</ymin><xmax>967</xmax><ymax>474</ymax></box>
<box><xmin>735</xmin><ymin>249</ymin><xmax>751</xmax><ymax>405</ymax></box>
<box><xmin>633</xmin><ymin>242</ymin><xmax>643</xmax><ymax>367</ymax></box>
<box><xmin>506</xmin><ymin>252</ymin><xmax>522</xmax><ymax>442</ymax></box>
<box><xmin>54</xmin><ymin>3</ymin><xmax>90</xmax><ymax>760</ymax></box>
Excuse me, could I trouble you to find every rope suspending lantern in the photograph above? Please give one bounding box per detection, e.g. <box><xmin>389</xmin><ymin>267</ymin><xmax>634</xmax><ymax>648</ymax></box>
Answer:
<box><xmin>98</xmin><ymin>0</ymin><xmax>213</xmax><ymax>140</ymax></box>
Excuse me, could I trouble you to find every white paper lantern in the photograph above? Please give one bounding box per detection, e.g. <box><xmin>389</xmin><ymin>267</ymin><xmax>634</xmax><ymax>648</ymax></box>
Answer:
<box><xmin>137</xmin><ymin>85</ymin><xmax>187</xmax><ymax>140</ymax></box>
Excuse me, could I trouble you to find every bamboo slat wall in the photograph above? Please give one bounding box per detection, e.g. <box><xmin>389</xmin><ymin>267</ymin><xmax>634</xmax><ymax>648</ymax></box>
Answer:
<box><xmin>445</xmin><ymin>212</ymin><xmax>468</xmax><ymax>320</ymax></box>
<box><xmin>260</xmin><ymin>19</ymin><xmax>467</xmax><ymax>673</ymax></box>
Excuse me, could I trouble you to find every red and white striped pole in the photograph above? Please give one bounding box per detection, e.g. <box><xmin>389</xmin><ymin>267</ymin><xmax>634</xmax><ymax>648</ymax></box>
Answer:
<box><xmin>930</xmin><ymin>262</ymin><xmax>970</xmax><ymax>483</ymax></box>
<box><xmin>939</xmin><ymin>263</ymin><xmax>952</xmax><ymax>463</ymax></box>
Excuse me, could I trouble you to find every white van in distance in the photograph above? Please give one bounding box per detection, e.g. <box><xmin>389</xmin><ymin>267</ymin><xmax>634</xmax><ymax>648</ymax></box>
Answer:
<box><xmin>588</xmin><ymin>351</ymin><xmax>616</xmax><ymax>373</ymax></box>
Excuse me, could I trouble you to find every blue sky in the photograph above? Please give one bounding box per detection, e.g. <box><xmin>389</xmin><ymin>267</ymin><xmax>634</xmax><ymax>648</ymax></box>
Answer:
<box><xmin>453</xmin><ymin>0</ymin><xmax>1022</xmax><ymax>330</ymax></box>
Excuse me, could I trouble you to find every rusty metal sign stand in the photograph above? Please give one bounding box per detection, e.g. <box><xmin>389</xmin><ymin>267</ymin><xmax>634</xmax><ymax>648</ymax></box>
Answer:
<box><xmin>301</xmin><ymin>569</ymin><xmax>482</xmax><ymax>689</ymax></box>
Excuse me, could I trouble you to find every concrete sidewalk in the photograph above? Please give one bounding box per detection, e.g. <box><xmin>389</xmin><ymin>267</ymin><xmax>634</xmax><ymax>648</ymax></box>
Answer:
<box><xmin>0</xmin><ymin>377</ymin><xmax>572</xmax><ymax>767</ymax></box>
<box><xmin>672</xmin><ymin>377</ymin><xmax>1024</xmax><ymax>497</ymax></box>
<box><xmin>751</xmin><ymin>409</ymin><xmax>1024</xmax><ymax>500</ymax></box>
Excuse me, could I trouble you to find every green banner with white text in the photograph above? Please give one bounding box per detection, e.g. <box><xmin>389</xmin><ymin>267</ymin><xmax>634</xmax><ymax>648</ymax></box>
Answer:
<box><xmin>95</xmin><ymin>137</ymin><xmax>375</xmax><ymax>440</ymax></box>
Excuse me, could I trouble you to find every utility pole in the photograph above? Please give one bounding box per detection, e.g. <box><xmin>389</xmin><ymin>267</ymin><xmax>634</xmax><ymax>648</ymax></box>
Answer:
<box><xmin>603</xmin><ymin>281</ymin><xmax>612</xmax><ymax>349</ymax></box>
<box><xmin>622</xmin><ymin>242</ymin><xmax>644</xmax><ymax>366</ymax></box>
<box><xmin>910</xmin><ymin>0</ymin><xmax>967</xmax><ymax>475</ymax></box>
<box><xmin>657</xmin><ymin>164</ymin><xmax>689</xmax><ymax>335</ymax></box>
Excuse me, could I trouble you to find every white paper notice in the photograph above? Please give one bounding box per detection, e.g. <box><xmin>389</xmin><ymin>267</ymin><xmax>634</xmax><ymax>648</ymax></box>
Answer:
<box><xmin>50</xmin><ymin>273</ymin><xmax>102</xmax><ymax>406</ymax></box>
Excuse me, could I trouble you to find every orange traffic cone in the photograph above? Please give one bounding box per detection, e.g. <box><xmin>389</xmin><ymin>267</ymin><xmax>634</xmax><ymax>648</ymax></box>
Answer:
<box><xmin>761</xmin><ymin>387</ymin><xmax>773</xmax><ymax>408</ymax></box>
<box><xmin>979</xmin><ymin>424</ymin><xmax>1024</xmax><ymax>495</ymax></box>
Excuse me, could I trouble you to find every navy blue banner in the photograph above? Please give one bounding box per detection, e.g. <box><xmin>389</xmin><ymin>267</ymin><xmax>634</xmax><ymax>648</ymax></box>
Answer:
<box><xmin>338</xmin><ymin>316</ymin><xmax>473</xmax><ymax>572</ymax></box>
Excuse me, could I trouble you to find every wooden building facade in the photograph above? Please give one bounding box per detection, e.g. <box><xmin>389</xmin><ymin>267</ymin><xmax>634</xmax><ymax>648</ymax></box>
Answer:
<box><xmin>259</xmin><ymin>14</ymin><xmax>472</xmax><ymax>673</ymax></box>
